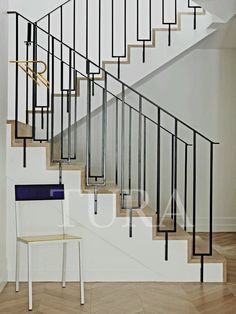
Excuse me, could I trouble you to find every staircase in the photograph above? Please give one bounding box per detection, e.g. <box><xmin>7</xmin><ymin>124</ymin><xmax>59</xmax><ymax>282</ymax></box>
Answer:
<box><xmin>7</xmin><ymin>1</ymin><xmax>227</xmax><ymax>283</ymax></box>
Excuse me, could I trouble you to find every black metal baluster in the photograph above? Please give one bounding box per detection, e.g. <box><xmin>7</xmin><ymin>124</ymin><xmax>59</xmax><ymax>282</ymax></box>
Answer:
<box><xmin>121</xmin><ymin>84</ymin><xmax>125</xmax><ymax>208</ymax></box>
<box><xmin>102</xmin><ymin>73</ymin><xmax>108</xmax><ymax>181</ymax></box>
<box><xmin>188</xmin><ymin>1</ymin><xmax>201</xmax><ymax>30</ymax></box>
<box><xmin>128</xmin><ymin>107</ymin><xmax>132</xmax><ymax>195</ymax></box>
<box><xmin>115</xmin><ymin>98</ymin><xmax>119</xmax><ymax>185</ymax></box>
<box><xmin>68</xmin><ymin>48</ymin><xmax>72</xmax><ymax>161</ymax></box>
<box><xmin>171</xmin><ymin>134</ymin><xmax>175</xmax><ymax>219</ymax></box>
<box><xmin>162</xmin><ymin>0</ymin><xmax>177</xmax><ymax>46</ymax></box>
<box><xmin>129</xmin><ymin>207</ymin><xmax>133</xmax><ymax>238</ymax></box>
<box><xmin>46</xmin><ymin>14</ymin><xmax>50</xmax><ymax>142</ymax></box>
<box><xmin>165</xmin><ymin>232</ymin><xmax>168</xmax><ymax>261</ymax></box>
<box><xmin>74</xmin><ymin>74</ymin><xmax>78</xmax><ymax>159</ymax></box>
<box><xmin>173</xmin><ymin>119</ymin><xmax>178</xmax><ymax>231</ymax></box>
<box><xmin>209</xmin><ymin>142</ymin><xmax>213</xmax><ymax>256</ymax></box>
<box><xmin>112</xmin><ymin>0</ymin><xmax>127</xmax><ymax>78</ymax></box>
<box><xmin>61</xmin><ymin>93</ymin><xmax>64</xmax><ymax>159</ymax></box>
<box><xmin>23</xmin><ymin>139</ymin><xmax>27</xmax><ymax>168</ymax></box>
<box><xmin>60</xmin><ymin>5</ymin><xmax>64</xmax><ymax>91</ymax></box>
<box><xmin>137</xmin><ymin>0</ymin><xmax>152</xmax><ymax>62</ymax></box>
<box><xmin>143</xmin><ymin>117</ymin><xmax>146</xmax><ymax>202</ymax></box>
<box><xmin>59</xmin><ymin>161</ymin><xmax>62</xmax><ymax>184</ymax></box>
<box><xmin>156</xmin><ymin>108</ymin><xmax>161</xmax><ymax>228</ymax></box>
<box><xmin>86</xmin><ymin>60</ymin><xmax>91</xmax><ymax>184</ymax></box>
<box><xmin>50</xmin><ymin>37</ymin><xmax>55</xmax><ymax>162</ymax></box>
<box><xmin>192</xmin><ymin>131</ymin><xmax>197</xmax><ymax>261</ymax></box>
<box><xmin>25</xmin><ymin>23</ymin><xmax>31</xmax><ymax>125</ymax></box>
<box><xmin>200</xmin><ymin>255</ymin><xmax>204</xmax><ymax>283</ymax></box>
<box><xmin>40</xmin><ymin>110</ymin><xmax>44</xmax><ymax>134</ymax></box>
<box><xmin>32</xmin><ymin>23</ymin><xmax>37</xmax><ymax>140</ymax></box>
<box><xmin>15</xmin><ymin>13</ymin><xmax>19</xmax><ymax>140</ymax></box>
<box><xmin>138</xmin><ymin>97</ymin><xmax>142</xmax><ymax>208</ymax></box>
<box><xmin>184</xmin><ymin>143</ymin><xmax>188</xmax><ymax>231</ymax></box>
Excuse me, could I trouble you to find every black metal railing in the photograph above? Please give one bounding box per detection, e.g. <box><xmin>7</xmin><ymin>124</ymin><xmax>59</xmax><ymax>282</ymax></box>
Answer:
<box><xmin>8</xmin><ymin>9</ymin><xmax>217</xmax><ymax>283</ymax></box>
<box><xmin>35</xmin><ymin>0</ymin><xmax>203</xmax><ymax>78</ymax></box>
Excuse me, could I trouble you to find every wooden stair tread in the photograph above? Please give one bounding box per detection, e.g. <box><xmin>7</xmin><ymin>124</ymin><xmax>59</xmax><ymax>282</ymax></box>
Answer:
<box><xmin>119</xmin><ymin>205</ymin><xmax>155</xmax><ymax>217</ymax></box>
<box><xmin>154</xmin><ymin>217</ymin><xmax>190</xmax><ymax>240</ymax></box>
<box><xmin>82</xmin><ymin>183</ymin><xmax>119</xmax><ymax>194</ymax></box>
<box><xmin>190</xmin><ymin>236</ymin><xmax>227</xmax><ymax>264</ymax></box>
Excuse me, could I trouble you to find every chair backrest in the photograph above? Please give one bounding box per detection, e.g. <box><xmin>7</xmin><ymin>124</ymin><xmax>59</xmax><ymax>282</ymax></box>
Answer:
<box><xmin>14</xmin><ymin>184</ymin><xmax>65</xmax><ymax>238</ymax></box>
<box><xmin>15</xmin><ymin>184</ymin><xmax>64</xmax><ymax>201</ymax></box>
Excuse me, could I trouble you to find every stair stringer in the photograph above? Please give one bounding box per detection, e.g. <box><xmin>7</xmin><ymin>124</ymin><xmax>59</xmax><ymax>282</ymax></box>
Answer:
<box><xmin>6</xmin><ymin>121</ymin><xmax>226</xmax><ymax>282</ymax></box>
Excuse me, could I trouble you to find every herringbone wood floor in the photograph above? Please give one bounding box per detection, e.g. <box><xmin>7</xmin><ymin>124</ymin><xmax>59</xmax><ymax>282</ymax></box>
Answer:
<box><xmin>0</xmin><ymin>233</ymin><xmax>235</xmax><ymax>314</ymax></box>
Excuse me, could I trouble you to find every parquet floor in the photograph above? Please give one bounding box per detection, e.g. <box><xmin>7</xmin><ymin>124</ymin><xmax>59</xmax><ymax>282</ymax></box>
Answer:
<box><xmin>0</xmin><ymin>233</ymin><xmax>235</xmax><ymax>314</ymax></box>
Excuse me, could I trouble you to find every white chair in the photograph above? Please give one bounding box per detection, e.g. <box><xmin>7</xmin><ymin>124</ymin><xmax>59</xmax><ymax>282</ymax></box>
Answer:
<box><xmin>14</xmin><ymin>184</ymin><xmax>84</xmax><ymax>311</ymax></box>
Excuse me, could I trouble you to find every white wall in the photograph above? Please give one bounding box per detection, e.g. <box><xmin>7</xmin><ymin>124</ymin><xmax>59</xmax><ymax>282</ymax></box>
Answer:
<box><xmin>8</xmin><ymin>0</ymin><xmax>64</xmax><ymax>21</ymax></box>
<box><xmin>135</xmin><ymin>48</ymin><xmax>236</xmax><ymax>231</ymax></box>
<box><xmin>0</xmin><ymin>0</ymin><xmax>8</xmax><ymax>291</ymax></box>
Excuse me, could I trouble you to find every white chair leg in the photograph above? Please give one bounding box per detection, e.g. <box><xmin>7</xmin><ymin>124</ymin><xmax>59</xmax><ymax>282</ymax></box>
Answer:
<box><xmin>62</xmin><ymin>243</ymin><xmax>67</xmax><ymax>288</ymax></box>
<box><xmin>78</xmin><ymin>240</ymin><xmax>84</xmax><ymax>305</ymax></box>
<box><xmin>27</xmin><ymin>244</ymin><xmax>33</xmax><ymax>311</ymax></box>
<box><xmin>15</xmin><ymin>241</ymin><xmax>20</xmax><ymax>292</ymax></box>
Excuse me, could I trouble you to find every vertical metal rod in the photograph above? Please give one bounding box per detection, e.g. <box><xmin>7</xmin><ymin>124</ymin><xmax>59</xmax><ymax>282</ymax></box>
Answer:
<box><xmin>60</xmin><ymin>5</ymin><xmax>64</xmax><ymax>90</ymax></box>
<box><xmin>40</xmin><ymin>110</ymin><xmax>44</xmax><ymax>133</ymax></box>
<box><xmin>111</xmin><ymin>0</ymin><xmax>114</xmax><ymax>56</ymax></box>
<box><xmin>92</xmin><ymin>74</ymin><xmax>95</xmax><ymax>96</ymax></box>
<box><xmin>61</xmin><ymin>93</ymin><xmax>64</xmax><ymax>159</ymax></box>
<box><xmin>102</xmin><ymin>72</ymin><xmax>108</xmax><ymax>181</ymax></box>
<box><xmin>15</xmin><ymin>14</ymin><xmax>19</xmax><ymax>139</ymax></box>
<box><xmin>129</xmin><ymin>208</ymin><xmax>132</xmax><ymax>238</ymax></box>
<box><xmin>73</xmin><ymin>0</ymin><xmax>76</xmax><ymax>88</ymax></box>
<box><xmin>74</xmin><ymin>76</ymin><xmax>78</xmax><ymax>159</ymax></box>
<box><xmin>138</xmin><ymin>97</ymin><xmax>142</xmax><ymax>208</ymax></box>
<box><xmin>121</xmin><ymin>85</ymin><xmax>125</xmax><ymax>208</ymax></box>
<box><xmin>173</xmin><ymin>120</ymin><xmax>178</xmax><ymax>231</ymax></box>
<box><xmin>209</xmin><ymin>143</ymin><xmax>214</xmax><ymax>255</ymax></box>
<box><xmin>94</xmin><ymin>185</ymin><xmax>98</xmax><ymax>215</ymax></box>
<box><xmin>200</xmin><ymin>255</ymin><xmax>204</xmax><ymax>282</ymax></box>
<box><xmin>86</xmin><ymin>0</ymin><xmax>89</xmax><ymax>63</ymax></box>
<box><xmin>165</xmin><ymin>232</ymin><xmax>168</xmax><ymax>261</ymax></box>
<box><xmin>128</xmin><ymin>107</ymin><xmax>132</xmax><ymax>194</ymax></box>
<box><xmin>171</xmin><ymin>134</ymin><xmax>175</xmax><ymax>219</ymax></box>
<box><xmin>86</xmin><ymin>62</ymin><xmax>91</xmax><ymax>184</ymax></box>
<box><xmin>184</xmin><ymin>144</ymin><xmax>188</xmax><ymax>231</ymax></box>
<box><xmin>59</xmin><ymin>161</ymin><xmax>62</xmax><ymax>184</ymax></box>
<box><xmin>23</xmin><ymin>139</ymin><xmax>27</xmax><ymax>168</ymax></box>
<box><xmin>194</xmin><ymin>7</ymin><xmax>197</xmax><ymax>30</ymax></box>
<box><xmin>98</xmin><ymin>0</ymin><xmax>101</xmax><ymax>72</ymax></box>
<box><xmin>68</xmin><ymin>48</ymin><xmax>72</xmax><ymax>162</ymax></box>
<box><xmin>46</xmin><ymin>14</ymin><xmax>50</xmax><ymax>142</ymax></box>
<box><xmin>115</xmin><ymin>98</ymin><xmax>119</xmax><ymax>185</ymax></box>
<box><xmin>143</xmin><ymin>117</ymin><xmax>146</xmax><ymax>202</ymax></box>
<box><xmin>117</xmin><ymin>57</ymin><xmax>121</xmax><ymax>79</ymax></box>
<box><xmin>27</xmin><ymin>23</ymin><xmax>32</xmax><ymax>43</ymax></box>
<box><xmin>32</xmin><ymin>23</ymin><xmax>37</xmax><ymax>140</ymax></box>
<box><xmin>142</xmin><ymin>41</ymin><xmax>146</xmax><ymax>63</ymax></box>
<box><xmin>25</xmin><ymin>44</ymin><xmax>29</xmax><ymax>124</ymax></box>
<box><xmin>156</xmin><ymin>108</ymin><xmax>161</xmax><ymax>230</ymax></box>
<box><xmin>50</xmin><ymin>37</ymin><xmax>55</xmax><ymax>162</ymax></box>
<box><xmin>193</xmin><ymin>131</ymin><xmax>197</xmax><ymax>255</ymax></box>
<box><xmin>168</xmin><ymin>24</ymin><xmax>171</xmax><ymax>46</ymax></box>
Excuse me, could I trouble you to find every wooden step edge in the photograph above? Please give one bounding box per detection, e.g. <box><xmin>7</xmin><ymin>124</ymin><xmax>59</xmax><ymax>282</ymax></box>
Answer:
<box><xmin>118</xmin><ymin>205</ymin><xmax>156</xmax><ymax>218</ymax></box>
<box><xmin>187</xmin><ymin>236</ymin><xmax>227</xmax><ymax>282</ymax></box>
